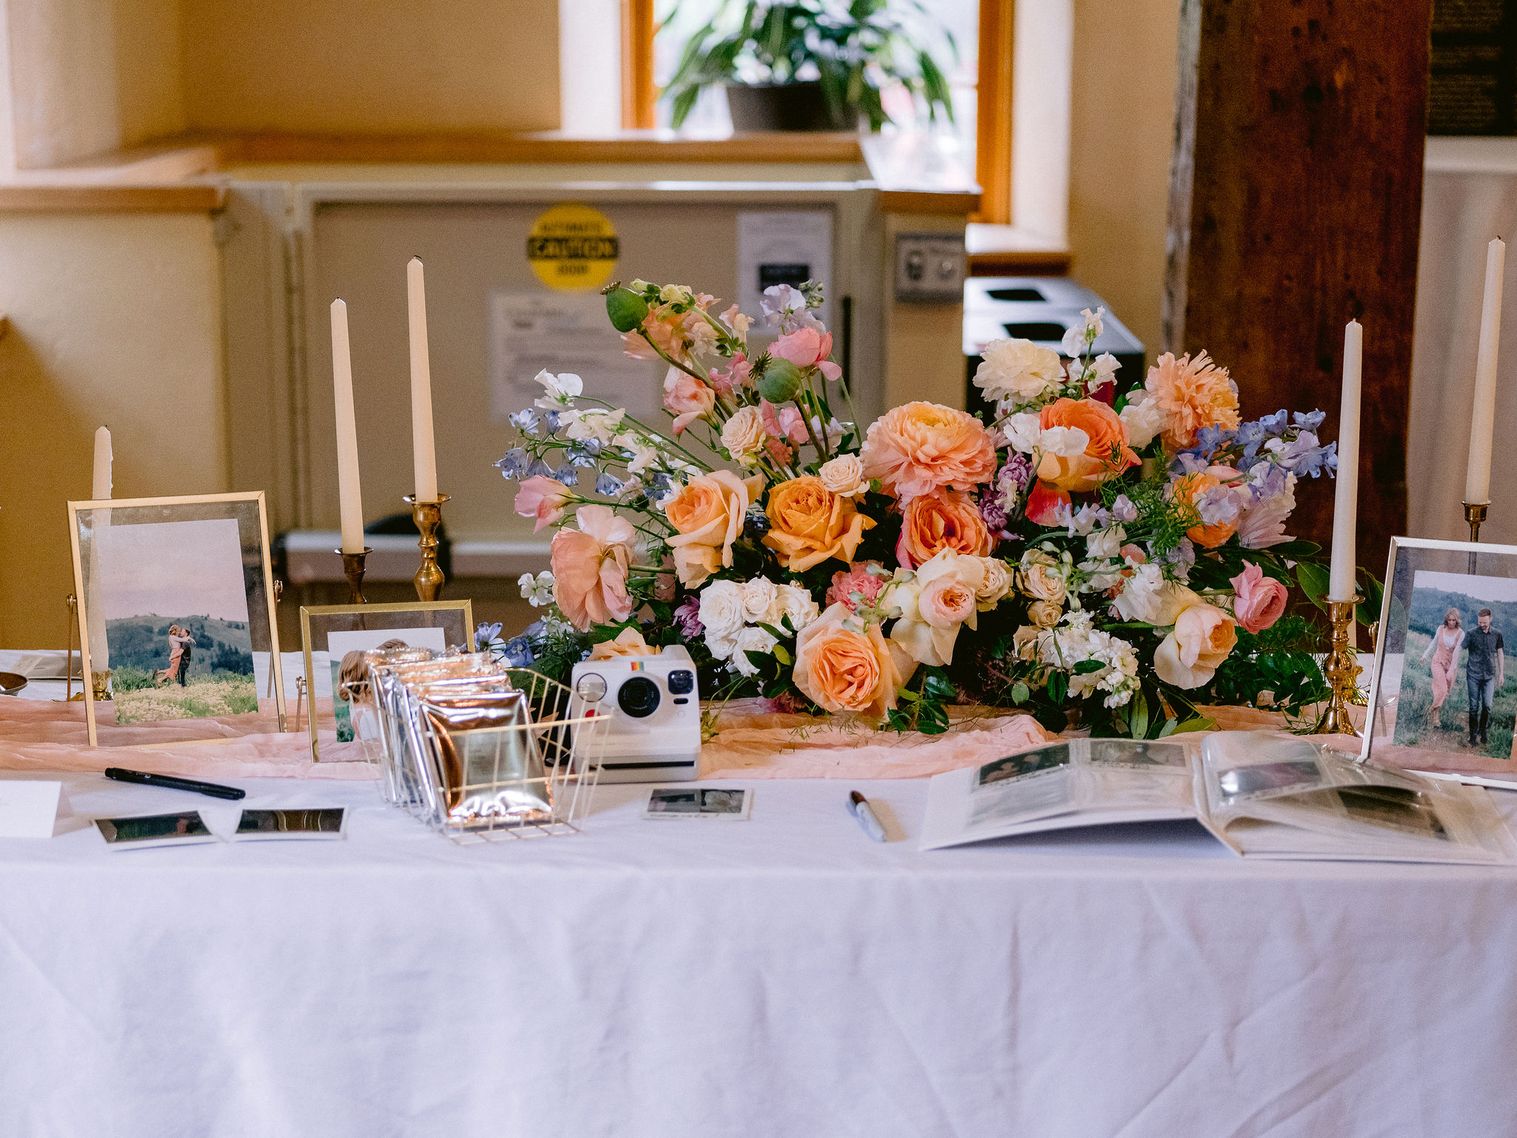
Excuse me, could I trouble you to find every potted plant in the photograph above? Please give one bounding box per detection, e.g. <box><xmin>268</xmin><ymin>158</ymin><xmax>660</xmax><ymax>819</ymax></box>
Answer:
<box><xmin>661</xmin><ymin>0</ymin><xmax>956</xmax><ymax>133</ymax></box>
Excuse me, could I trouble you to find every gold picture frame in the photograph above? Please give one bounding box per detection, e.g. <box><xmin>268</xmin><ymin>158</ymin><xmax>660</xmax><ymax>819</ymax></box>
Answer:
<box><xmin>299</xmin><ymin>600</ymin><xmax>475</xmax><ymax>762</ymax></box>
<box><xmin>67</xmin><ymin>492</ymin><xmax>286</xmax><ymax>748</ymax></box>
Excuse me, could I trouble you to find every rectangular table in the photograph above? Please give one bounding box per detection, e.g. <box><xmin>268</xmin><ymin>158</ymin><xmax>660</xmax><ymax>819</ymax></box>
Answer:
<box><xmin>2</xmin><ymin>770</ymin><xmax>1514</xmax><ymax>1137</ymax></box>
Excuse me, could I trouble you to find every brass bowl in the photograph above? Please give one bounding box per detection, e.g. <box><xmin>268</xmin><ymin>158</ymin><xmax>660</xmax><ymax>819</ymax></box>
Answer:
<box><xmin>0</xmin><ymin>671</ymin><xmax>26</xmax><ymax>696</ymax></box>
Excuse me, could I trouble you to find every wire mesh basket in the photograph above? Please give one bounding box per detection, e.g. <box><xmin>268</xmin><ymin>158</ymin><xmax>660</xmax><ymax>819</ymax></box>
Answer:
<box><xmin>368</xmin><ymin>657</ymin><xmax>606</xmax><ymax>844</ymax></box>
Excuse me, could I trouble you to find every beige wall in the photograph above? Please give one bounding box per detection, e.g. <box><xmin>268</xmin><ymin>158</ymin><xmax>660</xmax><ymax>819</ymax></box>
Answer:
<box><xmin>5</xmin><ymin>0</ymin><xmax>185</xmax><ymax>168</ymax></box>
<box><xmin>179</xmin><ymin>0</ymin><xmax>561</xmax><ymax>134</ymax></box>
<box><xmin>0</xmin><ymin>212</ymin><xmax>224</xmax><ymax>647</ymax></box>
<box><xmin>1067</xmin><ymin>0</ymin><xmax>1180</xmax><ymax>357</ymax></box>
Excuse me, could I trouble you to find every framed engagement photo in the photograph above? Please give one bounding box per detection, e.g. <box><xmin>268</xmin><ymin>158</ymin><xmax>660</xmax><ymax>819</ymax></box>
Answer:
<box><xmin>1364</xmin><ymin>537</ymin><xmax>1517</xmax><ymax>785</ymax></box>
<box><xmin>299</xmin><ymin>601</ymin><xmax>474</xmax><ymax>761</ymax></box>
<box><xmin>68</xmin><ymin>492</ymin><xmax>285</xmax><ymax>748</ymax></box>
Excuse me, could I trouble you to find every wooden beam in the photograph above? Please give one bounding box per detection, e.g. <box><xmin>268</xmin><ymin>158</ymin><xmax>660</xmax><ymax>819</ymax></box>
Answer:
<box><xmin>623</xmin><ymin>0</ymin><xmax>658</xmax><ymax>130</ymax></box>
<box><xmin>1166</xmin><ymin>0</ymin><xmax>1431</xmax><ymax>584</ymax></box>
<box><xmin>0</xmin><ymin>184</ymin><xmax>225</xmax><ymax>213</ymax></box>
<box><xmin>975</xmin><ymin>0</ymin><xmax>1015</xmax><ymax>224</ymax></box>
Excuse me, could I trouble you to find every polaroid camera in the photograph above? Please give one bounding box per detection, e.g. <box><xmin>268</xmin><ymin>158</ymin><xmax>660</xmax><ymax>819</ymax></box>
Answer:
<box><xmin>571</xmin><ymin>645</ymin><xmax>701</xmax><ymax>783</ymax></box>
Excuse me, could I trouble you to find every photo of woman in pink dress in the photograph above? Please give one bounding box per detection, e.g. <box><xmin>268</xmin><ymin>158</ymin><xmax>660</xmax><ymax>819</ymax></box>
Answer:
<box><xmin>1419</xmin><ymin>608</ymin><xmax>1464</xmax><ymax>726</ymax></box>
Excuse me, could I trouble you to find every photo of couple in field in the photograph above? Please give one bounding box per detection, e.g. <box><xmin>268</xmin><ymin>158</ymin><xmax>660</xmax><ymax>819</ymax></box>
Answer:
<box><xmin>1393</xmin><ymin>570</ymin><xmax>1515</xmax><ymax>763</ymax></box>
<box><xmin>92</xmin><ymin>517</ymin><xmax>260</xmax><ymax>725</ymax></box>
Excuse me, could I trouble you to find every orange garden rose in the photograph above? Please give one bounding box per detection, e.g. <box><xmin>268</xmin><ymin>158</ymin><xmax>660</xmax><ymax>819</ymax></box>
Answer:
<box><xmin>896</xmin><ymin>490</ymin><xmax>993</xmax><ymax>568</ymax></box>
<box><xmin>860</xmin><ymin>401</ymin><xmax>997</xmax><ymax>501</ymax></box>
<box><xmin>1144</xmin><ymin>350</ymin><xmax>1241</xmax><ymax>451</ymax></box>
<box><xmin>763</xmin><ymin>475</ymin><xmax>874</xmax><ymax>572</ymax></box>
<box><xmin>1172</xmin><ymin>466</ymin><xmax>1242</xmax><ymax>548</ymax></box>
<box><xmin>1035</xmin><ymin>397</ymin><xmax>1139</xmax><ymax>493</ymax></box>
<box><xmin>792</xmin><ymin>603</ymin><xmax>909</xmax><ymax>719</ymax></box>
<box><xmin>664</xmin><ymin>471</ymin><xmax>763</xmax><ymax>587</ymax></box>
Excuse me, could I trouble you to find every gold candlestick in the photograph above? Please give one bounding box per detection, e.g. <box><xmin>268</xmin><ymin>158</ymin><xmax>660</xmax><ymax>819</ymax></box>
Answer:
<box><xmin>1317</xmin><ymin>596</ymin><xmax>1362</xmax><ymax>736</ymax></box>
<box><xmin>1464</xmin><ymin>500</ymin><xmax>1489</xmax><ymax>544</ymax></box>
<box><xmin>338</xmin><ymin>547</ymin><xmax>371</xmax><ymax>605</ymax></box>
<box><xmin>405</xmin><ymin>493</ymin><xmax>449</xmax><ymax>601</ymax></box>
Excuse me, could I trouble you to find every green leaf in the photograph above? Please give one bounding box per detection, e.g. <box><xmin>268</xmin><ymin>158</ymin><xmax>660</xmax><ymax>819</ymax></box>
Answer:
<box><xmin>1296</xmin><ymin>560</ymin><xmax>1331</xmax><ymax>609</ymax></box>
<box><xmin>1010</xmin><ymin>681</ymin><xmax>1030</xmax><ymax>704</ymax></box>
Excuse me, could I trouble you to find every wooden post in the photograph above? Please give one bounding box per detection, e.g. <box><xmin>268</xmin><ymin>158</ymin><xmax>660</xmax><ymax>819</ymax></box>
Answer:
<box><xmin>1166</xmin><ymin>0</ymin><xmax>1431</xmax><ymax>579</ymax></box>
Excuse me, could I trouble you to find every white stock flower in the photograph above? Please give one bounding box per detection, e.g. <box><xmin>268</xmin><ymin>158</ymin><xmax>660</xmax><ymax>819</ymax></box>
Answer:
<box><xmin>817</xmin><ymin>454</ymin><xmax>867</xmax><ymax>498</ymax></box>
<box><xmin>740</xmin><ymin>577</ymin><xmax>779</xmax><ymax>622</ymax></box>
<box><xmin>729</xmin><ymin>625</ymin><xmax>780</xmax><ymax>676</ymax></box>
<box><xmin>1060</xmin><ymin>307</ymin><xmax>1105</xmax><ymax>357</ymax></box>
<box><xmin>1119</xmin><ymin>392</ymin><xmax>1165</xmax><ymax>450</ymax></box>
<box><xmin>1088</xmin><ymin>352</ymin><xmax>1120</xmax><ymax>390</ymax></box>
<box><xmin>698</xmin><ymin>580</ymin><xmax>746</xmax><ymax>644</ymax></box>
<box><xmin>532</xmin><ymin>369</ymin><xmax>583</xmax><ymax>409</ymax></box>
<box><xmin>517</xmin><ymin>570</ymin><xmax>555</xmax><ymax>607</ymax></box>
<box><xmin>1001</xmin><ymin>412</ymin><xmax>1043</xmax><ymax>454</ymax></box>
<box><xmin>720</xmin><ymin>406</ymin><xmax>767</xmax><ymax>465</ymax></box>
<box><xmin>626</xmin><ymin>442</ymin><xmax>663</xmax><ymax>477</ymax></box>
<box><xmin>565</xmin><ymin>408</ymin><xmax>624</xmax><ymax>446</ymax></box>
<box><xmin>1110</xmin><ymin>564</ymin><xmax>1199</xmax><ymax>627</ymax></box>
<box><xmin>973</xmin><ymin>339</ymin><xmax>1065</xmax><ymax>405</ymax></box>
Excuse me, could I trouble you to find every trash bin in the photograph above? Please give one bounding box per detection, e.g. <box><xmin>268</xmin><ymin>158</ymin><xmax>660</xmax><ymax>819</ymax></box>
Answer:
<box><xmin>964</xmin><ymin>277</ymin><xmax>1145</xmax><ymax>412</ymax></box>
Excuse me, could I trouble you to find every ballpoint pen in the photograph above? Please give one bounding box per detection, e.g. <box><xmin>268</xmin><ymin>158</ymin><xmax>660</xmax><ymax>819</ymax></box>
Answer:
<box><xmin>104</xmin><ymin>767</ymin><xmax>247</xmax><ymax>802</ymax></box>
<box><xmin>848</xmin><ymin>790</ymin><xmax>887</xmax><ymax>842</ymax></box>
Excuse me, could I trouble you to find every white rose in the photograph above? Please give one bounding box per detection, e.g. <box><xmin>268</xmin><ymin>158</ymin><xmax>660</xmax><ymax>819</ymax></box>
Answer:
<box><xmin>720</xmin><ymin>406</ymin><xmax>767</xmax><ymax>464</ymax></box>
<box><xmin>740</xmin><ymin>577</ymin><xmax>779</xmax><ymax>622</ymax></box>
<box><xmin>817</xmin><ymin>453</ymin><xmax>867</xmax><ymax>498</ymax></box>
<box><xmin>976</xmin><ymin>558</ymin><xmax>1013</xmax><ymax>608</ymax></box>
<box><xmin>776</xmin><ymin>583</ymin><xmax>821</xmax><ymax>632</ymax></box>
<box><xmin>698</xmin><ymin>579</ymin><xmax>746</xmax><ymax>642</ymax></box>
<box><xmin>729</xmin><ymin>625</ymin><xmax>779</xmax><ymax>676</ymax></box>
<box><xmin>1119</xmin><ymin>392</ymin><xmax>1165</xmax><ymax>450</ymax></box>
<box><xmin>973</xmin><ymin>339</ymin><xmax>1065</xmax><ymax>404</ymax></box>
<box><xmin>704</xmin><ymin>632</ymin><xmax>737</xmax><ymax>662</ymax></box>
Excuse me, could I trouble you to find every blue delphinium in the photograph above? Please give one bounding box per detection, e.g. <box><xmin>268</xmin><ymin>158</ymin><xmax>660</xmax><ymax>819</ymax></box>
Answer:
<box><xmin>495</xmin><ymin>448</ymin><xmax>528</xmax><ymax>480</ymax></box>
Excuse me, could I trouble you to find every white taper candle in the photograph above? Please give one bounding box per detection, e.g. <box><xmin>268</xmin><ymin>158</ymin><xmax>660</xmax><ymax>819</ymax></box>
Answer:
<box><xmin>407</xmin><ymin>257</ymin><xmax>439</xmax><ymax>502</ymax></box>
<box><xmin>1464</xmin><ymin>236</ymin><xmax>1505</xmax><ymax>505</ymax></box>
<box><xmin>91</xmin><ymin>426</ymin><xmax>112</xmax><ymax>500</ymax></box>
<box><xmin>1329</xmin><ymin>319</ymin><xmax>1362</xmax><ymax>602</ymax></box>
<box><xmin>330</xmin><ymin>299</ymin><xmax>365</xmax><ymax>554</ymax></box>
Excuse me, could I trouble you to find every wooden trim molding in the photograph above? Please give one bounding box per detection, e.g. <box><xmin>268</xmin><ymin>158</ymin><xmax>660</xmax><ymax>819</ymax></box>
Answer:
<box><xmin>623</xmin><ymin>0</ymin><xmax>658</xmax><ymax>130</ymax></box>
<box><xmin>975</xmin><ymin>0</ymin><xmax>1015</xmax><ymax>224</ymax></box>
<box><xmin>0</xmin><ymin>184</ymin><xmax>225</xmax><ymax>213</ymax></box>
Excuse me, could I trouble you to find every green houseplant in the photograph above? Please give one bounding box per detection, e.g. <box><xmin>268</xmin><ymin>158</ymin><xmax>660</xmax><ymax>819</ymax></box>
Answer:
<box><xmin>662</xmin><ymin>0</ymin><xmax>956</xmax><ymax>132</ymax></box>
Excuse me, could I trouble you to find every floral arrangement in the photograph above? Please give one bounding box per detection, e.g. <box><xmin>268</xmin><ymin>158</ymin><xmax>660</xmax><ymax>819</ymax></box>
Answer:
<box><xmin>493</xmin><ymin>276</ymin><xmax>1359</xmax><ymax>737</ymax></box>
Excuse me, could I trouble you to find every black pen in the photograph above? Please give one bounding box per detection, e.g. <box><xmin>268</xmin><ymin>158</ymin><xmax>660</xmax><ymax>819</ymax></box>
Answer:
<box><xmin>104</xmin><ymin>767</ymin><xmax>246</xmax><ymax>801</ymax></box>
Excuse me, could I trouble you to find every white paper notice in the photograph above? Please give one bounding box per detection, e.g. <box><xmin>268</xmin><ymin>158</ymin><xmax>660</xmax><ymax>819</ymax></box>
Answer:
<box><xmin>736</xmin><ymin>211</ymin><xmax>834</xmax><ymax>325</ymax></box>
<box><xmin>0</xmin><ymin>780</ymin><xmax>63</xmax><ymax>839</ymax></box>
<box><xmin>488</xmin><ymin>291</ymin><xmax>664</xmax><ymax>423</ymax></box>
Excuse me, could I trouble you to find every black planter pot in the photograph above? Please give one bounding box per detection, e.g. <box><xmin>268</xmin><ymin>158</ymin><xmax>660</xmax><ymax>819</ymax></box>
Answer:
<box><xmin>724</xmin><ymin>81</ymin><xmax>851</xmax><ymax>132</ymax></box>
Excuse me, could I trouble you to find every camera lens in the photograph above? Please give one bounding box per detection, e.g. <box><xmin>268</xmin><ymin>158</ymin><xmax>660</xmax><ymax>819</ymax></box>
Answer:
<box><xmin>617</xmin><ymin>675</ymin><xmax>662</xmax><ymax>718</ymax></box>
<box><xmin>668</xmin><ymin>670</ymin><xmax>695</xmax><ymax>696</ymax></box>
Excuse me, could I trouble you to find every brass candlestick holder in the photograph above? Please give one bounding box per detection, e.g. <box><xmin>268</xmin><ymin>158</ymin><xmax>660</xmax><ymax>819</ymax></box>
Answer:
<box><xmin>338</xmin><ymin>547</ymin><xmax>371</xmax><ymax>605</ymax></box>
<box><xmin>1464</xmin><ymin>500</ymin><xmax>1489</xmax><ymax>544</ymax></box>
<box><xmin>405</xmin><ymin>493</ymin><xmax>449</xmax><ymax>601</ymax></box>
<box><xmin>1317</xmin><ymin>596</ymin><xmax>1362</xmax><ymax>736</ymax></box>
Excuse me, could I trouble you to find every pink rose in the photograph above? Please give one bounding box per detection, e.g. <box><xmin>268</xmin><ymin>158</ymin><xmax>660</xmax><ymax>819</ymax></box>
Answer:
<box><xmin>1230</xmin><ymin>562</ymin><xmax>1288</xmax><ymax>633</ymax></box>
<box><xmin>550</xmin><ymin>505</ymin><xmax>637</xmax><ymax>630</ymax></box>
<box><xmin>662</xmin><ymin>369</ymin><xmax>717</xmax><ymax>434</ymax></box>
<box><xmin>760</xmin><ymin>400</ymin><xmax>809</xmax><ymax>443</ymax></box>
<box><xmin>513</xmin><ymin>475</ymin><xmax>573</xmax><ymax>532</ymax></box>
<box><xmin>770</xmin><ymin>326</ymin><xmax>842</xmax><ymax>381</ymax></box>
<box><xmin>826</xmin><ymin>562</ymin><xmax>888</xmax><ymax>612</ymax></box>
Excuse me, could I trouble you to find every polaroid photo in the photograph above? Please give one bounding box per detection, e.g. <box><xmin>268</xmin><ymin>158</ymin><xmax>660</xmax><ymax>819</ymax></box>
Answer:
<box><xmin>233</xmin><ymin>808</ymin><xmax>347</xmax><ymax>841</ymax></box>
<box><xmin>94</xmin><ymin>811</ymin><xmax>219</xmax><ymax>850</ymax></box>
<box><xmin>644</xmin><ymin>787</ymin><xmax>752</xmax><ymax>820</ymax></box>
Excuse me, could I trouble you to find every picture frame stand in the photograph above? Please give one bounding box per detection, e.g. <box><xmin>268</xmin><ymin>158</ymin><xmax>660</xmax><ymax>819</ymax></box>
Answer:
<box><xmin>1318</xmin><ymin>595</ymin><xmax>1362</xmax><ymax>736</ymax></box>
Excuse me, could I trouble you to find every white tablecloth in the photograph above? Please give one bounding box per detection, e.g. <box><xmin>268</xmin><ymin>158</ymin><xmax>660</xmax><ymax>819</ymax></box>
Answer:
<box><xmin>2</xmin><ymin>771</ymin><xmax>1515</xmax><ymax>1137</ymax></box>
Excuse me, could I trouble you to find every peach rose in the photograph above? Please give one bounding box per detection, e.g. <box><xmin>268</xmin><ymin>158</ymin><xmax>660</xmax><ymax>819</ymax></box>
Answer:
<box><xmin>897</xmin><ymin>490</ymin><xmax>993</xmax><ymax>568</ymax></box>
<box><xmin>1230</xmin><ymin>562</ymin><xmax>1289</xmax><ymax>634</ymax></box>
<box><xmin>664</xmin><ymin>471</ymin><xmax>763</xmax><ymax>587</ymax></box>
<box><xmin>762</xmin><ymin>475</ymin><xmax>875</xmax><ymax>573</ymax></box>
<box><xmin>1144</xmin><ymin>350</ymin><xmax>1241</xmax><ymax>451</ymax></box>
<box><xmin>1027</xmin><ymin>600</ymin><xmax>1063</xmax><ymax>629</ymax></box>
<box><xmin>1035</xmin><ymin>398</ymin><xmax>1139</xmax><ymax>493</ymax></box>
<box><xmin>793</xmin><ymin>603</ymin><xmax>909</xmax><ymax>719</ymax></box>
<box><xmin>860</xmin><ymin>401</ymin><xmax>997</xmax><ymax>501</ymax></box>
<box><xmin>513</xmin><ymin>475</ymin><xmax>573</xmax><ymax>532</ymax></box>
<box><xmin>889</xmin><ymin>551</ymin><xmax>987</xmax><ymax>667</ymax></box>
<box><xmin>588</xmin><ymin>628</ymin><xmax>659</xmax><ymax>660</ymax></box>
<box><xmin>550</xmin><ymin>505</ymin><xmax>637</xmax><ymax>631</ymax></box>
<box><xmin>662</xmin><ymin>369</ymin><xmax>716</xmax><ymax>434</ymax></box>
<box><xmin>1154</xmin><ymin>600</ymin><xmax>1237</xmax><ymax>688</ymax></box>
<box><xmin>1173</xmin><ymin>466</ymin><xmax>1242</xmax><ymax>548</ymax></box>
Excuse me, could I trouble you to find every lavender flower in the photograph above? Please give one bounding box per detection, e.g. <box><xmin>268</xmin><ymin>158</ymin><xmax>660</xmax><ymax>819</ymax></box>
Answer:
<box><xmin>494</xmin><ymin>448</ymin><xmax>528</xmax><ymax>479</ymax></box>
<box><xmin>526</xmin><ymin>457</ymin><xmax>553</xmax><ymax>479</ymax></box>
<box><xmin>979</xmin><ymin>495</ymin><xmax>1009</xmax><ymax>535</ymax></box>
<box><xmin>1110</xmin><ymin>494</ymin><xmax>1138</xmax><ymax>524</ymax></box>
<box><xmin>551</xmin><ymin>465</ymin><xmax>579</xmax><ymax>486</ymax></box>
<box><xmin>595</xmin><ymin>472</ymin><xmax>626</xmax><ymax>498</ymax></box>
<box><xmin>508</xmin><ymin>408</ymin><xmax>541</xmax><ymax>436</ymax></box>
<box><xmin>566</xmin><ymin>446</ymin><xmax>598</xmax><ymax>469</ymax></box>
<box><xmin>996</xmin><ymin>454</ymin><xmax>1033</xmax><ymax>511</ymax></box>
<box><xmin>673</xmin><ymin>596</ymin><xmax>704</xmax><ymax>640</ymax></box>
<box><xmin>476</xmin><ymin>621</ymin><xmax>504</xmax><ymax>647</ymax></box>
<box><xmin>542</xmin><ymin>410</ymin><xmax>564</xmax><ymax>433</ymax></box>
<box><xmin>501</xmin><ymin>635</ymin><xmax>535</xmax><ymax>667</ymax></box>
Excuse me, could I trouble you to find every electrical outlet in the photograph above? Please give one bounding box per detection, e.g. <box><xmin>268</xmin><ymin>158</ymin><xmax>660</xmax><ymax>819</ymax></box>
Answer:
<box><xmin>894</xmin><ymin>233</ymin><xmax>966</xmax><ymax>302</ymax></box>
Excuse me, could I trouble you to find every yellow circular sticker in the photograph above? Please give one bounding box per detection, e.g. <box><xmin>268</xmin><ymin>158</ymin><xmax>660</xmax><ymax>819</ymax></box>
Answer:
<box><xmin>526</xmin><ymin>203</ymin><xmax>619</xmax><ymax>292</ymax></box>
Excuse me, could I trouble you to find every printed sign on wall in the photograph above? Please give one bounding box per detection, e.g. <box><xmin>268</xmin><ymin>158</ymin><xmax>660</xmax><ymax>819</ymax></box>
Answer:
<box><xmin>526</xmin><ymin>203</ymin><xmax>620</xmax><ymax>292</ymax></box>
